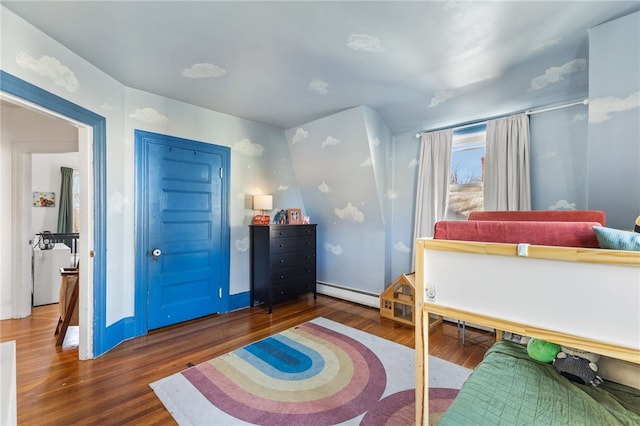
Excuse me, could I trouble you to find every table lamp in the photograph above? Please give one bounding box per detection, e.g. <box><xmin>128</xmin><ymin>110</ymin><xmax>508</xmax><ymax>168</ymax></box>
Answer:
<box><xmin>253</xmin><ymin>195</ymin><xmax>273</xmax><ymax>225</ymax></box>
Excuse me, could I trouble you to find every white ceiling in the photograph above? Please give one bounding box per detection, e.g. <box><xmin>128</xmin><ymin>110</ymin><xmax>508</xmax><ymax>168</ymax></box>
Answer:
<box><xmin>3</xmin><ymin>1</ymin><xmax>639</xmax><ymax>134</ymax></box>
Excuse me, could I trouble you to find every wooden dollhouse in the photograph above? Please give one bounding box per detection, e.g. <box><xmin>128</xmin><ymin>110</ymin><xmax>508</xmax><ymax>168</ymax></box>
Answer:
<box><xmin>380</xmin><ymin>273</ymin><xmax>416</xmax><ymax>326</ymax></box>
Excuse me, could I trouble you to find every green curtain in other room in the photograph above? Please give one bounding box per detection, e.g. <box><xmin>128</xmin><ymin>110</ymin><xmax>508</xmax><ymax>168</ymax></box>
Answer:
<box><xmin>57</xmin><ymin>167</ymin><xmax>74</xmax><ymax>233</ymax></box>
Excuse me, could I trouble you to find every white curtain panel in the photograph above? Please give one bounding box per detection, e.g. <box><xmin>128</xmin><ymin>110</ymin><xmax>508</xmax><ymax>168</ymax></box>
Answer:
<box><xmin>413</xmin><ymin>129</ymin><xmax>453</xmax><ymax>242</ymax></box>
<box><xmin>484</xmin><ymin>113</ymin><xmax>531</xmax><ymax>211</ymax></box>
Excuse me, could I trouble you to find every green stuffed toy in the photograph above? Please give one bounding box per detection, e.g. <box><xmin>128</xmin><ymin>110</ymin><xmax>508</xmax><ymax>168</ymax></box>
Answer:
<box><xmin>527</xmin><ymin>338</ymin><xmax>560</xmax><ymax>363</ymax></box>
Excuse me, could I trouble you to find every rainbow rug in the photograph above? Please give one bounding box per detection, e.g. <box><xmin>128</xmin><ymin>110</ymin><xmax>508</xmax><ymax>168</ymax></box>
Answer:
<box><xmin>150</xmin><ymin>317</ymin><xmax>471</xmax><ymax>425</ymax></box>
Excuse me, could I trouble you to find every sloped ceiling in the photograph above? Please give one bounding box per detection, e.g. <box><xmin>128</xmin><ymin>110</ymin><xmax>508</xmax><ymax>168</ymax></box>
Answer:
<box><xmin>3</xmin><ymin>1</ymin><xmax>639</xmax><ymax>134</ymax></box>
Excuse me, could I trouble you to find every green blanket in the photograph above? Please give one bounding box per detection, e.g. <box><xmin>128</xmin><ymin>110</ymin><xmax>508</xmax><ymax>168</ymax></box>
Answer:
<box><xmin>439</xmin><ymin>340</ymin><xmax>640</xmax><ymax>425</ymax></box>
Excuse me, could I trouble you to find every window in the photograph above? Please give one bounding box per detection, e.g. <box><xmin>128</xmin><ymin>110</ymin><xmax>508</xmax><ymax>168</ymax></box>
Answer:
<box><xmin>72</xmin><ymin>169</ymin><xmax>80</xmax><ymax>233</ymax></box>
<box><xmin>447</xmin><ymin>123</ymin><xmax>486</xmax><ymax>220</ymax></box>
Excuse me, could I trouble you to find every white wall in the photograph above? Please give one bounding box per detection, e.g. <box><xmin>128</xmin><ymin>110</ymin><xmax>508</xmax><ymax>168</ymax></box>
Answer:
<box><xmin>31</xmin><ymin>152</ymin><xmax>79</xmax><ymax>236</ymax></box>
<box><xmin>0</xmin><ymin>102</ymin><xmax>78</xmax><ymax>319</ymax></box>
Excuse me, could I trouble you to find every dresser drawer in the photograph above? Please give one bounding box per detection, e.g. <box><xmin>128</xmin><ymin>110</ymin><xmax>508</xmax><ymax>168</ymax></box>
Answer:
<box><xmin>272</xmin><ymin>268</ymin><xmax>315</xmax><ymax>285</ymax></box>
<box><xmin>271</xmin><ymin>235</ymin><xmax>315</xmax><ymax>253</ymax></box>
<box><xmin>270</xmin><ymin>226</ymin><xmax>315</xmax><ymax>239</ymax></box>
<box><xmin>271</xmin><ymin>250</ymin><xmax>315</xmax><ymax>270</ymax></box>
<box><xmin>272</xmin><ymin>278</ymin><xmax>316</xmax><ymax>303</ymax></box>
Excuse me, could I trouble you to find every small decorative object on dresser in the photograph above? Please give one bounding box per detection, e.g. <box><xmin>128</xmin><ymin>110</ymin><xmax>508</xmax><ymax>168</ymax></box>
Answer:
<box><xmin>252</xmin><ymin>194</ymin><xmax>272</xmax><ymax>225</ymax></box>
<box><xmin>287</xmin><ymin>208</ymin><xmax>302</xmax><ymax>224</ymax></box>
<box><xmin>249</xmin><ymin>224</ymin><xmax>317</xmax><ymax>313</ymax></box>
<box><xmin>273</xmin><ymin>209</ymin><xmax>287</xmax><ymax>224</ymax></box>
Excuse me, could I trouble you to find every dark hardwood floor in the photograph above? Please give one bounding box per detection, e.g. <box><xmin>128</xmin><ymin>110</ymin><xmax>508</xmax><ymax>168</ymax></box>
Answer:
<box><xmin>1</xmin><ymin>294</ymin><xmax>491</xmax><ymax>425</ymax></box>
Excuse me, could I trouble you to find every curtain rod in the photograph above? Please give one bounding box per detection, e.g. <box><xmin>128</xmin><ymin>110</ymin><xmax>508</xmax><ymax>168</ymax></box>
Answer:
<box><xmin>415</xmin><ymin>98</ymin><xmax>589</xmax><ymax>138</ymax></box>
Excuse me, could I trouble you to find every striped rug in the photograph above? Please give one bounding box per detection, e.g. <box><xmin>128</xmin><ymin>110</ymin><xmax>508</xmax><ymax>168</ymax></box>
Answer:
<box><xmin>150</xmin><ymin>317</ymin><xmax>471</xmax><ymax>425</ymax></box>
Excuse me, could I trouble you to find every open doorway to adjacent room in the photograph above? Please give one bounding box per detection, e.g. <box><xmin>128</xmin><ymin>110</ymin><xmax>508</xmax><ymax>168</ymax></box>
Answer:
<box><xmin>1</xmin><ymin>95</ymin><xmax>94</xmax><ymax>359</ymax></box>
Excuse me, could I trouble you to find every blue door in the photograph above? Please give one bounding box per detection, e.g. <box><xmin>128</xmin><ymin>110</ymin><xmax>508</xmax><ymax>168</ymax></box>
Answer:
<box><xmin>137</xmin><ymin>131</ymin><xmax>229</xmax><ymax>330</ymax></box>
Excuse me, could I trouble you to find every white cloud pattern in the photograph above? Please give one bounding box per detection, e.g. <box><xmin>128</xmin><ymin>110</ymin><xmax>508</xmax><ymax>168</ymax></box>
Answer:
<box><xmin>334</xmin><ymin>202</ymin><xmax>364</xmax><ymax>223</ymax></box>
<box><xmin>107</xmin><ymin>191</ymin><xmax>128</xmax><ymax>214</ymax></box>
<box><xmin>292</xmin><ymin>128</ymin><xmax>308</xmax><ymax>144</ymax></box>
<box><xmin>16</xmin><ymin>51</ymin><xmax>79</xmax><ymax>92</ymax></box>
<box><xmin>536</xmin><ymin>151</ymin><xmax>557</xmax><ymax>161</ymax></box>
<box><xmin>531</xmin><ymin>39</ymin><xmax>561</xmax><ymax>51</ymax></box>
<box><xmin>394</xmin><ymin>242</ymin><xmax>410</xmax><ymax>253</ymax></box>
<box><xmin>549</xmin><ymin>200</ymin><xmax>576</xmax><ymax>210</ymax></box>
<box><xmin>309</xmin><ymin>78</ymin><xmax>328</xmax><ymax>94</ymax></box>
<box><xmin>322</xmin><ymin>136</ymin><xmax>341</xmax><ymax>147</ymax></box>
<box><xmin>236</xmin><ymin>237</ymin><xmax>250</xmax><ymax>252</ymax></box>
<box><xmin>318</xmin><ymin>181</ymin><xmax>332</xmax><ymax>193</ymax></box>
<box><xmin>182</xmin><ymin>63</ymin><xmax>226</xmax><ymax>79</ymax></box>
<box><xmin>589</xmin><ymin>91</ymin><xmax>640</xmax><ymax>124</ymax></box>
<box><xmin>528</xmin><ymin>59</ymin><xmax>586</xmax><ymax>91</ymax></box>
<box><xmin>385</xmin><ymin>189</ymin><xmax>398</xmax><ymax>199</ymax></box>
<box><xmin>571</xmin><ymin>113</ymin><xmax>587</xmax><ymax>123</ymax></box>
<box><xmin>324</xmin><ymin>243</ymin><xmax>344</xmax><ymax>255</ymax></box>
<box><xmin>359</xmin><ymin>157</ymin><xmax>373</xmax><ymax>167</ymax></box>
<box><xmin>278</xmin><ymin>185</ymin><xmax>289</xmax><ymax>191</ymax></box>
<box><xmin>429</xmin><ymin>90</ymin><xmax>455</xmax><ymax>107</ymax></box>
<box><xmin>232</xmin><ymin>138</ymin><xmax>264</xmax><ymax>157</ymax></box>
<box><xmin>347</xmin><ymin>33</ymin><xmax>384</xmax><ymax>52</ymax></box>
<box><xmin>408</xmin><ymin>158</ymin><xmax>418</xmax><ymax>168</ymax></box>
<box><xmin>129</xmin><ymin>107</ymin><xmax>168</xmax><ymax>124</ymax></box>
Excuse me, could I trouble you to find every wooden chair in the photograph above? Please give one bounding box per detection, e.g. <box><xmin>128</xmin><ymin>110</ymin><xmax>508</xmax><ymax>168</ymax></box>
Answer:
<box><xmin>54</xmin><ymin>267</ymin><xmax>79</xmax><ymax>346</ymax></box>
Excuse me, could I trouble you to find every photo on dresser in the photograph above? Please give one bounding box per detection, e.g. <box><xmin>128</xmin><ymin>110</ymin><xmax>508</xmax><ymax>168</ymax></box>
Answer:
<box><xmin>287</xmin><ymin>208</ymin><xmax>302</xmax><ymax>224</ymax></box>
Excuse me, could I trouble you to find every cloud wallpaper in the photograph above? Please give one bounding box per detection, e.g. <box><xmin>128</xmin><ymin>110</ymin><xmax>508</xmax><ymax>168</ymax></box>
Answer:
<box><xmin>587</xmin><ymin>11</ymin><xmax>640</xmax><ymax>229</ymax></box>
<box><xmin>1</xmin><ymin>4</ymin><xmax>637</xmax><ymax>355</ymax></box>
<box><xmin>285</xmin><ymin>106</ymin><xmax>388</xmax><ymax>293</ymax></box>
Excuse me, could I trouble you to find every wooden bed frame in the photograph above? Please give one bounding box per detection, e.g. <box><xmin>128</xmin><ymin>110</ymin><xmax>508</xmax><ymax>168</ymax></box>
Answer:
<box><xmin>414</xmin><ymin>238</ymin><xmax>640</xmax><ymax>424</ymax></box>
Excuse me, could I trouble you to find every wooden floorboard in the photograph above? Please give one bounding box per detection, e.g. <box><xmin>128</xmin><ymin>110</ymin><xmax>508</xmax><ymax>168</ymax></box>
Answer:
<box><xmin>1</xmin><ymin>294</ymin><xmax>490</xmax><ymax>425</ymax></box>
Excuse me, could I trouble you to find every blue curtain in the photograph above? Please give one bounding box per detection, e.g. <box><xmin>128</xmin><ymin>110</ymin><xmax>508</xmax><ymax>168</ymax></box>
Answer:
<box><xmin>57</xmin><ymin>167</ymin><xmax>74</xmax><ymax>233</ymax></box>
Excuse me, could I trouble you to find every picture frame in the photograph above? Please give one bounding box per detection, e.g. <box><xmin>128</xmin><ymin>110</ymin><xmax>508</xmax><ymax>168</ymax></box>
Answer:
<box><xmin>287</xmin><ymin>208</ymin><xmax>302</xmax><ymax>225</ymax></box>
<box><xmin>33</xmin><ymin>191</ymin><xmax>56</xmax><ymax>207</ymax></box>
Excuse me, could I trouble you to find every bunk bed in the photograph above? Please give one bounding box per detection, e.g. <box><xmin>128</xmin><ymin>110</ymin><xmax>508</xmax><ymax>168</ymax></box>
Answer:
<box><xmin>414</xmin><ymin>238</ymin><xmax>640</xmax><ymax>425</ymax></box>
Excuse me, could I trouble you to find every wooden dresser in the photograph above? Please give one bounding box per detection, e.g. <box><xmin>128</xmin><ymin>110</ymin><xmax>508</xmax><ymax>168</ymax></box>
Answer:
<box><xmin>249</xmin><ymin>224</ymin><xmax>317</xmax><ymax>313</ymax></box>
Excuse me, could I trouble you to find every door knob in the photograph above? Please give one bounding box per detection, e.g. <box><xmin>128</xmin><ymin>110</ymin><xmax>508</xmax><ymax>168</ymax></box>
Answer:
<box><xmin>152</xmin><ymin>248</ymin><xmax>162</xmax><ymax>261</ymax></box>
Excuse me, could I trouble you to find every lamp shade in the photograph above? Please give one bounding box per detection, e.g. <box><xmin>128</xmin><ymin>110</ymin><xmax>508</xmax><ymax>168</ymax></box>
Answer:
<box><xmin>253</xmin><ymin>195</ymin><xmax>273</xmax><ymax>211</ymax></box>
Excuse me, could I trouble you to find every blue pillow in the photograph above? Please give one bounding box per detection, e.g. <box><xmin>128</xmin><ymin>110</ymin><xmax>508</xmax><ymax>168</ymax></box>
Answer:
<box><xmin>592</xmin><ymin>226</ymin><xmax>640</xmax><ymax>251</ymax></box>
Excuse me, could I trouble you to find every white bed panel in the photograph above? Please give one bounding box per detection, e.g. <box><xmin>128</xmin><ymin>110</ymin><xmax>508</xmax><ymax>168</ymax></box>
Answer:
<box><xmin>422</xmin><ymin>248</ymin><xmax>639</xmax><ymax>350</ymax></box>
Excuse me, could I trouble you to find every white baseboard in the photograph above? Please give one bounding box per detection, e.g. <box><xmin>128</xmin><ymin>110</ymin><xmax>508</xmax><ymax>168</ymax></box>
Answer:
<box><xmin>0</xmin><ymin>340</ymin><xmax>17</xmax><ymax>426</ymax></box>
<box><xmin>316</xmin><ymin>282</ymin><xmax>379</xmax><ymax>308</ymax></box>
<box><xmin>0</xmin><ymin>301</ymin><xmax>12</xmax><ymax>320</ymax></box>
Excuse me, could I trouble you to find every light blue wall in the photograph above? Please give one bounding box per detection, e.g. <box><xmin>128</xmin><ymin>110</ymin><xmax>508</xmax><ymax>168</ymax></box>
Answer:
<box><xmin>529</xmin><ymin>105</ymin><xmax>589</xmax><ymax>211</ymax></box>
<box><xmin>588</xmin><ymin>11</ymin><xmax>640</xmax><ymax>229</ymax></box>
<box><xmin>0</xmin><ymin>6</ymin><xmax>302</xmax><ymax>354</ymax></box>
<box><xmin>285</xmin><ymin>107</ymin><xmax>391</xmax><ymax>294</ymax></box>
<box><xmin>3</xmin><ymin>4</ymin><xmax>638</xmax><ymax>354</ymax></box>
<box><xmin>387</xmin><ymin>132</ymin><xmax>421</xmax><ymax>280</ymax></box>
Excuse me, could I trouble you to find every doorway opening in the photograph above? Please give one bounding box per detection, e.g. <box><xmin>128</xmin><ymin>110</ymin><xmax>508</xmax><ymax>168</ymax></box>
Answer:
<box><xmin>1</xmin><ymin>71</ymin><xmax>106</xmax><ymax>359</ymax></box>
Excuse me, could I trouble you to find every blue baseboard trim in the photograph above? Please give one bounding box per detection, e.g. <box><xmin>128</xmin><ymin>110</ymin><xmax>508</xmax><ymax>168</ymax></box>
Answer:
<box><xmin>228</xmin><ymin>292</ymin><xmax>250</xmax><ymax>312</ymax></box>
<box><xmin>101</xmin><ymin>316</ymin><xmax>142</xmax><ymax>354</ymax></box>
